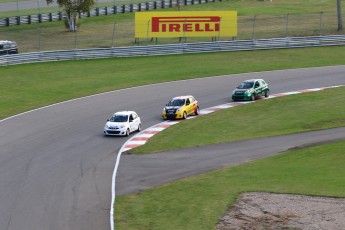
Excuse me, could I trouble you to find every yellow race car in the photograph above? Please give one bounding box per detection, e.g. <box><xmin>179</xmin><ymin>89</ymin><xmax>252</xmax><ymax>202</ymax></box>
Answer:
<box><xmin>162</xmin><ymin>95</ymin><xmax>200</xmax><ymax>120</ymax></box>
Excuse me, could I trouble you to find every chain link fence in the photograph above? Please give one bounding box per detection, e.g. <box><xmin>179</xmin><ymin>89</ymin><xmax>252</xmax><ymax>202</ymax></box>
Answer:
<box><xmin>0</xmin><ymin>12</ymin><xmax>344</xmax><ymax>53</ymax></box>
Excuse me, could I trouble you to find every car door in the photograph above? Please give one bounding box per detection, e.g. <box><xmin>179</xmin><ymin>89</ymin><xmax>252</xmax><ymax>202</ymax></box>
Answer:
<box><xmin>133</xmin><ymin>113</ymin><xmax>140</xmax><ymax>130</ymax></box>
<box><xmin>185</xmin><ymin>98</ymin><xmax>191</xmax><ymax>115</ymax></box>
<box><xmin>254</xmin><ymin>80</ymin><xmax>262</xmax><ymax>96</ymax></box>
<box><xmin>128</xmin><ymin>114</ymin><xmax>135</xmax><ymax>132</ymax></box>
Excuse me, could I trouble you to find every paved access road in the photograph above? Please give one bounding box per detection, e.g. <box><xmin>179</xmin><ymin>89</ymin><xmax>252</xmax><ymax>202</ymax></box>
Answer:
<box><xmin>0</xmin><ymin>0</ymin><xmax>116</xmax><ymax>12</ymax></box>
<box><xmin>0</xmin><ymin>66</ymin><xmax>344</xmax><ymax>230</ymax></box>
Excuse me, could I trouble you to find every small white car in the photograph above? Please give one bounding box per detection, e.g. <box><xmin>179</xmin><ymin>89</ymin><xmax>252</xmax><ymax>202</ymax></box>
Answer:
<box><xmin>104</xmin><ymin>111</ymin><xmax>141</xmax><ymax>136</ymax></box>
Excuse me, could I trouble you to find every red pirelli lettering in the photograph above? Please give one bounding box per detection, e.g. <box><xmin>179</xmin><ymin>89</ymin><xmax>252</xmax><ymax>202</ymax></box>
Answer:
<box><xmin>151</xmin><ymin>16</ymin><xmax>221</xmax><ymax>33</ymax></box>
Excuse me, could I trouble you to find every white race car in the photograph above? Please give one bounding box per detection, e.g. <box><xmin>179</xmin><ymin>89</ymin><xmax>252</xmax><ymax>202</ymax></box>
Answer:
<box><xmin>104</xmin><ymin>111</ymin><xmax>141</xmax><ymax>136</ymax></box>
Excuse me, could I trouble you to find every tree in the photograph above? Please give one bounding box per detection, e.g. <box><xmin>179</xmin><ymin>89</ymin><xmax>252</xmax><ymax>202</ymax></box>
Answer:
<box><xmin>47</xmin><ymin>0</ymin><xmax>95</xmax><ymax>31</ymax></box>
<box><xmin>337</xmin><ymin>0</ymin><xmax>343</xmax><ymax>31</ymax></box>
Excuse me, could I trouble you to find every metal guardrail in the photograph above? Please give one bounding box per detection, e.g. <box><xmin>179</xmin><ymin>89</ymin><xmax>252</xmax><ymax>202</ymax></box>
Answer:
<box><xmin>1</xmin><ymin>35</ymin><xmax>345</xmax><ymax>66</ymax></box>
<box><xmin>0</xmin><ymin>0</ymin><xmax>219</xmax><ymax>27</ymax></box>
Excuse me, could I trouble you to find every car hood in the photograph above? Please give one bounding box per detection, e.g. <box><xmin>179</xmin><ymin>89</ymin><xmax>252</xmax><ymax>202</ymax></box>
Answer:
<box><xmin>165</xmin><ymin>106</ymin><xmax>182</xmax><ymax>110</ymax></box>
<box><xmin>105</xmin><ymin>121</ymin><xmax>128</xmax><ymax>127</ymax></box>
<box><xmin>234</xmin><ymin>88</ymin><xmax>253</xmax><ymax>93</ymax></box>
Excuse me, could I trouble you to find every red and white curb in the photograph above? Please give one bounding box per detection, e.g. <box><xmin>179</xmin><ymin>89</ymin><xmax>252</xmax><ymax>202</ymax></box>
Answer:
<box><xmin>120</xmin><ymin>85</ymin><xmax>343</xmax><ymax>152</ymax></box>
<box><xmin>110</xmin><ymin>84</ymin><xmax>343</xmax><ymax>230</ymax></box>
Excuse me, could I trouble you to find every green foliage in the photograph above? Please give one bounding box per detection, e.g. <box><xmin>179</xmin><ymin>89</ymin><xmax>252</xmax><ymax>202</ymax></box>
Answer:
<box><xmin>46</xmin><ymin>0</ymin><xmax>95</xmax><ymax>31</ymax></box>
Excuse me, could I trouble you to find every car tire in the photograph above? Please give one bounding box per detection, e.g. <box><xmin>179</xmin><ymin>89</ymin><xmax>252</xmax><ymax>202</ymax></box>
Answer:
<box><xmin>195</xmin><ymin>106</ymin><xmax>199</xmax><ymax>115</ymax></box>
<box><xmin>125</xmin><ymin>129</ymin><xmax>130</xmax><ymax>136</ymax></box>
<box><xmin>183</xmin><ymin>111</ymin><xmax>187</xmax><ymax>119</ymax></box>
<box><xmin>137</xmin><ymin>123</ymin><xmax>141</xmax><ymax>132</ymax></box>
<box><xmin>250</xmin><ymin>94</ymin><xmax>255</xmax><ymax>101</ymax></box>
<box><xmin>265</xmin><ymin>89</ymin><xmax>269</xmax><ymax>98</ymax></box>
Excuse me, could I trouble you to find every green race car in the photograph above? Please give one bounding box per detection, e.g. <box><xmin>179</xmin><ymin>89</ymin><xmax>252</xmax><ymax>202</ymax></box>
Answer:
<box><xmin>232</xmin><ymin>79</ymin><xmax>269</xmax><ymax>101</ymax></box>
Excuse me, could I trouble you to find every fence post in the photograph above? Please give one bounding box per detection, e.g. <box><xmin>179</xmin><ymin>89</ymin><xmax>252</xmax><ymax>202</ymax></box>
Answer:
<box><xmin>285</xmin><ymin>13</ymin><xmax>289</xmax><ymax>37</ymax></box>
<box><xmin>218</xmin><ymin>17</ymin><xmax>221</xmax><ymax>42</ymax></box>
<box><xmin>146</xmin><ymin>20</ymin><xmax>150</xmax><ymax>46</ymax></box>
<box><xmin>38</xmin><ymin>26</ymin><xmax>42</xmax><ymax>51</ymax></box>
<box><xmin>74</xmin><ymin>29</ymin><xmax>78</xmax><ymax>49</ymax></box>
<box><xmin>319</xmin><ymin>12</ymin><xmax>323</xmax><ymax>35</ymax></box>
<box><xmin>252</xmin><ymin>15</ymin><xmax>256</xmax><ymax>40</ymax></box>
<box><xmin>111</xmin><ymin>22</ymin><xmax>116</xmax><ymax>47</ymax></box>
<box><xmin>16</xmin><ymin>16</ymin><xmax>20</xmax><ymax>25</ymax></box>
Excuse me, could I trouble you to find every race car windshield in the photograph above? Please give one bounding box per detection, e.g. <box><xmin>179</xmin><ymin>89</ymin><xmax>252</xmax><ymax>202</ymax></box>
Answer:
<box><xmin>237</xmin><ymin>82</ymin><xmax>254</xmax><ymax>89</ymax></box>
<box><xmin>167</xmin><ymin>99</ymin><xmax>185</xmax><ymax>106</ymax></box>
<box><xmin>110</xmin><ymin>115</ymin><xmax>128</xmax><ymax>122</ymax></box>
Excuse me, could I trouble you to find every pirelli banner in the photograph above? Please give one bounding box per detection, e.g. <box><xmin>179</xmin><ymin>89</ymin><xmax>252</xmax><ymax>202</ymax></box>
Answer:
<box><xmin>135</xmin><ymin>11</ymin><xmax>237</xmax><ymax>38</ymax></box>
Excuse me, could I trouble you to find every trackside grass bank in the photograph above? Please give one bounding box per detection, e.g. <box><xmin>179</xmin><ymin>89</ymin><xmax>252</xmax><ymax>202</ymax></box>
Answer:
<box><xmin>115</xmin><ymin>139</ymin><xmax>345</xmax><ymax>229</ymax></box>
<box><xmin>131</xmin><ymin>86</ymin><xmax>345</xmax><ymax>154</ymax></box>
<box><xmin>2</xmin><ymin>46</ymin><xmax>345</xmax><ymax>120</ymax></box>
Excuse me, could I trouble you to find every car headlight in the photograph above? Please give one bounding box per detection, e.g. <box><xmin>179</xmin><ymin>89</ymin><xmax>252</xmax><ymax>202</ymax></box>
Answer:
<box><xmin>120</xmin><ymin>125</ymin><xmax>125</xmax><ymax>128</ymax></box>
<box><xmin>104</xmin><ymin>124</ymin><xmax>109</xmax><ymax>129</ymax></box>
<box><xmin>177</xmin><ymin>107</ymin><xmax>182</xmax><ymax>112</ymax></box>
<box><xmin>162</xmin><ymin>107</ymin><xmax>166</xmax><ymax>112</ymax></box>
<box><xmin>245</xmin><ymin>91</ymin><xmax>251</xmax><ymax>96</ymax></box>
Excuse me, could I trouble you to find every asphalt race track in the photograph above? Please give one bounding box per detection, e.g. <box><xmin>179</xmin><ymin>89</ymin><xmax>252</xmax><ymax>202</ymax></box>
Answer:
<box><xmin>1</xmin><ymin>66</ymin><xmax>345</xmax><ymax>230</ymax></box>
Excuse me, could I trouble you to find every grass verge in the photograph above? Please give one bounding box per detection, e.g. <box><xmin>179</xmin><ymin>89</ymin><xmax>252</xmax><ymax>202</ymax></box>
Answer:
<box><xmin>2</xmin><ymin>46</ymin><xmax>345</xmax><ymax>120</ymax></box>
<box><xmin>131</xmin><ymin>86</ymin><xmax>345</xmax><ymax>154</ymax></box>
<box><xmin>115</xmin><ymin>139</ymin><xmax>345</xmax><ymax>229</ymax></box>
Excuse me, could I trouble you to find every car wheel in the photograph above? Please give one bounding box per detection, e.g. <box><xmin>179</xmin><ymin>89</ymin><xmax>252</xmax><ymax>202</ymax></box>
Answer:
<box><xmin>183</xmin><ymin>111</ymin><xmax>187</xmax><ymax>119</ymax></box>
<box><xmin>265</xmin><ymin>89</ymin><xmax>269</xmax><ymax>98</ymax></box>
<box><xmin>195</xmin><ymin>106</ymin><xmax>200</xmax><ymax>115</ymax></box>
<box><xmin>137</xmin><ymin>123</ymin><xmax>141</xmax><ymax>132</ymax></box>
<box><xmin>250</xmin><ymin>94</ymin><xmax>255</xmax><ymax>101</ymax></box>
<box><xmin>125</xmin><ymin>129</ymin><xmax>130</xmax><ymax>136</ymax></box>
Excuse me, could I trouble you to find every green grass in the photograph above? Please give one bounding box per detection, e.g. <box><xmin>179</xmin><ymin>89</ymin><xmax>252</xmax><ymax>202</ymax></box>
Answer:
<box><xmin>115</xmin><ymin>139</ymin><xmax>345</xmax><ymax>229</ymax></box>
<box><xmin>131</xmin><ymin>86</ymin><xmax>345</xmax><ymax>154</ymax></box>
<box><xmin>2</xmin><ymin>46</ymin><xmax>345</xmax><ymax>120</ymax></box>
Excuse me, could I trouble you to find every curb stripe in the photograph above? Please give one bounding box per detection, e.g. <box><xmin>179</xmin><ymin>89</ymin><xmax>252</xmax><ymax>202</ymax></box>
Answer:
<box><xmin>120</xmin><ymin>85</ymin><xmax>344</xmax><ymax>152</ymax></box>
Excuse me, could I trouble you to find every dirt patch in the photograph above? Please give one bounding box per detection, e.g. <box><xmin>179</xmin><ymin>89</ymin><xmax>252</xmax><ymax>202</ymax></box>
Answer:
<box><xmin>217</xmin><ymin>192</ymin><xmax>345</xmax><ymax>230</ymax></box>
